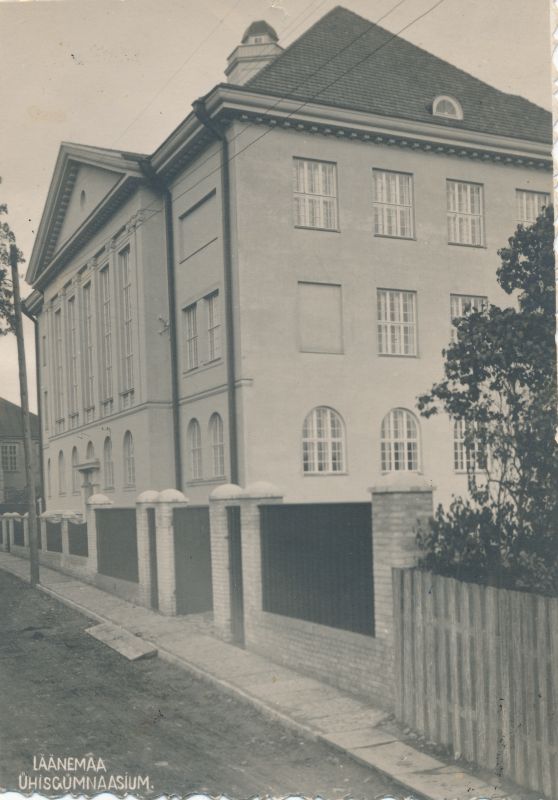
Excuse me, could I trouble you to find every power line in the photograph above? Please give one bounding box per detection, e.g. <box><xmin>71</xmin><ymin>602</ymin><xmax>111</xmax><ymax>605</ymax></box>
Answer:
<box><xmin>169</xmin><ymin>0</ymin><xmax>447</xmax><ymax>207</ymax></box>
<box><xmin>112</xmin><ymin>0</ymin><xmax>245</xmax><ymax>147</ymax></box>
<box><xmin>167</xmin><ymin>0</ymin><xmax>414</xmax><ymax>198</ymax></box>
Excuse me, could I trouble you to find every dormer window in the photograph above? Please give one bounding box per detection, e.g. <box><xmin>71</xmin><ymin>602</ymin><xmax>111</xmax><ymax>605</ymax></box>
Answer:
<box><xmin>433</xmin><ymin>95</ymin><xmax>463</xmax><ymax>120</ymax></box>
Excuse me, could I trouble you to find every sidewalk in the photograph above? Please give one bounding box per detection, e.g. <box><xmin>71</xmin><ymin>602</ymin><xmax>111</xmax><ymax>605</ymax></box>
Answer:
<box><xmin>0</xmin><ymin>552</ymin><xmax>509</xmax><ymax>800</ymax></box>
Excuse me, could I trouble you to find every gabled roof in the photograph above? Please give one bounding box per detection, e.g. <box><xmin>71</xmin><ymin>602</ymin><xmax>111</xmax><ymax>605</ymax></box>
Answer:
<box><xmin>247</xmin><ymin>6</ymin><xmax>551</xmax><ymax>144</ymax></box>
<box><xmin>26</xmin><ymin>142</ymin><xmax>146</xmax><ymax>285</ymax></box>
<box><xmin>0</xmin><ymin>398</ymin><xmax>39</xmax><ymax>439</ymax></box>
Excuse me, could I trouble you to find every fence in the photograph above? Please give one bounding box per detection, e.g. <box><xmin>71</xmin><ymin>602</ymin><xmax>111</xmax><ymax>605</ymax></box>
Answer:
<box><xmin>68</xmin><ymin>519</ymin><xmax>88</xmax><ymax>557</ymax></box>
<box><xmin>13</xmin><ymin>517</ymin><xmax>25</xmax><ymax>547</ymax></box>
<box><xmin>260</xmin><ymin>503</ymin><xmax>374</xmax><ymax>636</ymax></box>
<box><xmin>96</xmin><ymin>508</ymin><xmax>138</xmax><ymax>583</ymax></box>
<box><xmin>45</xmin><ymin>519</ymin><xmax>63</xmax><ymax>552</ymax></box>
<box><xmin>173</xmin><ymin>505</ymin><xmax>213</xmax><ymax>615</ymax></box>
<box><xmin>394</xmin><ymin>568</ymin><xmax>558</xmax><ymax>798</ymax></box>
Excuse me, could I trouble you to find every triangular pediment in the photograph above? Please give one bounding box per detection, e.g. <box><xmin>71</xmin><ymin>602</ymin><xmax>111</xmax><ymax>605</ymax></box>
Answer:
<box><xmin>27</xmin><ymin>142</ymin><xmax>146</xmax><ymax>285</ymax></box>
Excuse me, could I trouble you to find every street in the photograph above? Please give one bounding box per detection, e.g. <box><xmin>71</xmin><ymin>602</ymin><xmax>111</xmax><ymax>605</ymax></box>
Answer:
<box><xmin>0</xmin><ymin>569</ymin><xmax>411</xmax><ymax>798</ymax></box>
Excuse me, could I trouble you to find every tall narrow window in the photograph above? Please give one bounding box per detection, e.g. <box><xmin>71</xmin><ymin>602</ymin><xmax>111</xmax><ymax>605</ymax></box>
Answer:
<box><xmin>373</xmin><ymin>170</ymin><xmax>414</xmax><ymax>238</ymax></box>
<box><xmin>82</xmin><ymin>282</ymin><xmax>95</xmax><ymax>413</ymax></box>
<box><xmin>71</xmin><ymin>447</ymin><xmax>80</xmax><ymax>493</ymax></box>
<box><xmin>100</xmin><ymin>266</ymin><xmax>113</xmax><ymax>404</ymax></box>
<box><xmin>377</xmin><ymin>289</ymin><xmax>417</xmax><ymax>356</ymax></box>
<box><xmin>205</xmin><ymin>292</ymin><xmax>221</xmax><ymax>362</ymax></box>
<box><xmin>184</xmin><ymin>304</ymin><xmax>198</xmax><ymax>370</ymax></box>
<box><xmin>123</xmin><ymin>431</ymin><xmax>135</xmax><ymax>487</ymax></box>
<box><xmin>453</xmin><ymin>419</ymin><xmax>485</xmax><ymax>473</ymax></box>
<box><xmin>293</xmin><ymin>158</ymin><xmax>338</xmax><ymax>230</ymax></box>
<box><xmin>209</xmin><ymin>413</ymin><xmax>225</xmax><ymax>478</ymax></box>
<box><xmin>53</xmin><ymin>308</ymin><xmax>65</xmax><ymax>429</ymax></box>
<box><xmin>58</xmin><ymin>450</ymin><xmax>66</xmax><ymax>495</ymax></box>
<box><xmin>67</xmin><ymin>296</ymin><xmax>79</xmax><ymax>426</ymax></box>
<box><xmin>450</xmin><ymin>293</ymin><xmax>487</xmax><ymax>341</ymax></box>
<box><xmin>1</xmin><ymin>444</ymin><xmax>17</xmax><ymax>472</ymax></box>
<box><xmin>187</xmin><ymin>419</ymin><xmax>202</xmax><ymax>481</ymax></box>
<box><xmin>86</xmin><ymin>441</ymin><xmax>95</xmax><ymax>461</ymax></box>
<box><xmin>381</xmin><ymin>408</ymin><xmax>419</xmax><ymax>472</ymax></box>
<box><xmin>302</xmin><ymin>406</ymin><xmax>346</xmax><ymax>474</ymax></box>
<box><xmin>119</xmin><ymin>247</ymin><xmax>134</xmax><ymax>396</ymax></box>
<box><xmin>103</xmin><ymin>437</ymin><xmax>114</xmax><ymax>489</ymax></box>
<box><xmin>447</xmin><ymin>180</ymin><xmax>484</xmax><ymax>246</ymax></box>
<box><xmin>516</xmin><ymin>189</ymin><xmax>550</xmax><ymax>225</ymax></box>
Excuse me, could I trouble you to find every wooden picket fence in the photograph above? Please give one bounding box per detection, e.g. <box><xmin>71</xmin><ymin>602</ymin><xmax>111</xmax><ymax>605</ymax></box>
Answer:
<box><xmin>393</xmin><ymin>568</ymin><xmax>558</xmax><ymax>798</ymax></box>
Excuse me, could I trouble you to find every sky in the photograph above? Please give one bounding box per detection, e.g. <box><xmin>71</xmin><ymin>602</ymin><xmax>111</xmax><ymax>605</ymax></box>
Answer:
<box><xmin>0</xmin><ymin>0</ymin><xmax>552</xmax><ymax>413</ymax></box>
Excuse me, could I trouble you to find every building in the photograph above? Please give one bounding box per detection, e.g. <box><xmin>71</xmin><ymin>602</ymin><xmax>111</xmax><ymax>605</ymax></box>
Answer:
<box><xmin>25</xmin><ymin>6</ymin><xmax>552</xmax><ymax>512</ymax></box>
<box><xmin>0</xmin><ymin>397</ymin><xmax>41</xmax><ymax>508</ymax></box>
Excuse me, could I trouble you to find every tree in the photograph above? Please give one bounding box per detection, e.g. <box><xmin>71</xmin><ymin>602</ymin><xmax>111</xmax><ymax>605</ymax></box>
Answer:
<box><xmin>0</xmin><ymin>204</ymin><xmax>22</xmax><ymax>333</ymax></box>
<box><xmin>417</xmin><ymin>205</ymin><xmax>558</xmax><ymax>594</ymax></box>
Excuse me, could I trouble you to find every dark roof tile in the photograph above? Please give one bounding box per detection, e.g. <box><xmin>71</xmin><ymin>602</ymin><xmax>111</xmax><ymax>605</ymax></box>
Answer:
<box><xmin>0</xmin><ymin>398</ymin><xmax>39</xmax><ymax>439</ymax></box>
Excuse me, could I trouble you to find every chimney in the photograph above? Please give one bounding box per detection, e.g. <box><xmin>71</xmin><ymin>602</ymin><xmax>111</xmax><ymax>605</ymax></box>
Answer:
<box><xmin>226</xmin><ymin>20</ymin><xmax>282</xmax><ymax>85</ymax></box>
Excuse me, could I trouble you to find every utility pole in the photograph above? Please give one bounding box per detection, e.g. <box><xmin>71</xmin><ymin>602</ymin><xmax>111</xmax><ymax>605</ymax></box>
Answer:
<box><xmin>9</xmin><ymin>244</ymin><xmax>39</xmax><ymax>586</ymax></box>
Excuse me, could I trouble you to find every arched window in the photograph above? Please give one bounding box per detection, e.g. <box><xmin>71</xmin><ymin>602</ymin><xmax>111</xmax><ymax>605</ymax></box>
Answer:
<box><xmin>209</xmin><ymin>414</ymin><xmax>225</xmax><ymax>478</ymax></box>
<box><xmin>86</xmin><ymin>441</ymin><xmax>95</xmax><ymax>460</ymax></box>
<box><xmin>123</xmin><ymin>431</ymin><xmax>135</xmax><ymax>487</ymax></box>
<box><xmin>187</xmin><ymin>419</ymin><xmax>202</xmax><ymax>481</ymax></box>
<box><xmin>47</xmin><ymin>458</ymin><xmax>51</xmax><ymax>499</ymax></box>
<box><xmin>103</xmin><ymin>437</ymin><xmax>114</xmax><ymax>489</ymax></box>
<box><xmin>71</xmin><ymin>447</ymin><xmax>80</xmax><ymax>494</ymax></box>
<box><xmin>302</xmin><ymin>406</ymin><xmax>346</xmax><ymax>474</ymax></box>
<box><xmin>432</xmin><ymin>95</ymin><xmax>463</xmax><ymax>120</ymax></box>
<box><xmin>381</xmin><ymin>408</ymin><xmax>419</xmax><ymax>472</ymax></box>
<box><xmin>58</xmin><ymin>450</ymin><xmax>66</xmax><ymax>495</ymax></box>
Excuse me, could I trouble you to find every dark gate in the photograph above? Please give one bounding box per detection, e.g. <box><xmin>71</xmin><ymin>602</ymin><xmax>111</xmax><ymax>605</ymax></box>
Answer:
<box><xmin>96</xmin><ymin>508</ymin><xmax>138</xmax><ymax>583</ymax></box>
<box><xmin>13</xmin><ymin>518</ymin><xmax>24</xmax><ymax>547</ymax></box>
<box><xmin>260</xmin><ymin>503</ymin><xmax>374</xmax><ymax>636</ymax></box>
<box><xmin>227</xmin><ymin>505</ymin><xmax>245</xmax><ymax>647</ymax></box>
<box><xmin>147</xmin><ymin>508</ymin><xmax>158</xmax><ymax>611</ymax></box>
<box><xmin>173</xmin><ymin>506</ymin><xmax>212</xmax><ymax>615</ymax></box>
<box><xmin>45</xmin><ymin>519</ymin><xmax>62</xmax><ymax>552</ymax></box>
<box><xmin>68</xmin><ymin>520</ymin><xmax>88</xmax><ymax>557</ymax></box>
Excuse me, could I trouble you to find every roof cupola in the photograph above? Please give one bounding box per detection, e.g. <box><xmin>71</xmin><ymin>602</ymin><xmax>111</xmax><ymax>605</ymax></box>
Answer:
<box><xmin>226</xmin><ymin>20</ymin><xmax>282</xmax><ymax>85</ymax></box>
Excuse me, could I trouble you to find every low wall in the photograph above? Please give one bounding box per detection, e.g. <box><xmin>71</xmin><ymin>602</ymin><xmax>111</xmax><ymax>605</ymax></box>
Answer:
<box><xmin>394</xmin><ymin>568</ymin><xmax>558</xmax><ymax>798</ymax></box>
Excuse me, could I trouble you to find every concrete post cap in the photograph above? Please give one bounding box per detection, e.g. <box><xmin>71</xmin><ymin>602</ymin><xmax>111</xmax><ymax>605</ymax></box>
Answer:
<box><xmin>136</xmin><ymin>490</ymin><xmax>160</xmax><ymax>504</ymax></box>
<box><xmin>87</xmin><ymin>493</ymin><xmax>114</xmax><ymax>506</ymax></box>
<box><xmin>369</xmin><ymin>472</ymin><xmax>435</xmax><ymax>494</ymax></box>
<box><xmin>209</xmin><ymin>483</ymin><xmax>243</xmax><ymax>500</ymax></box>
<box><xmin>241</xmin><ymin>481</ymin><xmax>283</xmax><ymax>499</ymax></box>
<box><xmin>157</xmin><ymin>488</ymin><xmax>188</xmax><ymax>503</ymax></box>
<box><xmin>3</xmin><ymin>512</ymin><xmax>20</xmax><ymax>518</ymax></box>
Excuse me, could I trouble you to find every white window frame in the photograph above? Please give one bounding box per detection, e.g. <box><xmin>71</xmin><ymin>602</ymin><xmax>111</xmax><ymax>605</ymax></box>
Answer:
<box><xmin>433</xmin><ymin>95</ymin><xmax>463</xmax><ymax>120</ymax></box>
<box><xmin>53</xmin><ymin>308</ymin><xmax>65</xmax><ymax>427</ymax></box>
<box><xmin>381</xmin><ymin>408</ymin><xmax>420</xmax><ymax>473</ymax></box>
<box><xmin>447</xmin><ymin>180</ymin><xmax>484</xmax><ymax>246</ymax></box>
<box><xmin>1</xmin><ymin>443</ymin><xmax>17</xmax><ymax>472</ymax></box>
<box><xmin>67</xmin><ymin>295</ymin><xmax>79</xmax><ymax>425</ymax></box>
<box><xmin>209</xmin><ymin>413</ymin><xmax>225</xmax><ymax>478</ymax></box>
<box><xmin>373</xmin><ymin>169</ymin><xmax>414</xmax><ymax>239</ymax></box>
<box><xmin>450</xmin><ymin>293</ymin><xmax>488</xmax><ymax>341</ymax></box>
<box><xmin>119</xmin><ymin>247</ymin><xmax>134</xmax><ymax>396</ymax></box>
<box><xmin>184</xmin><ymin>303</ymin><xmax>199</xmax><ymax>371</ymax></box>
<box><xmin>293</xmin><ymin>158</ymin><xmax>339</xmax><ymax>231</ymax></box>
<box><xmin>82</xmin><ymin>282</ymin><xmax>95</xmax><ymax>412</ymax></box>
<box><xmin>302</xmin><ymin>406</ymin><xmax>346</xmax><ymax>475</ymax></box>
<box><xmin>100</xmin><ymin>266</ymin><xmax>113</xmax><ymax>403</ymax></box>
<box><xmin>205</xmin><ymin>291</ymin><xmax>221</xmax><ymax>363</ymax></box>
<box><xmin>453</xmin><ymin>419</ymin><xmax>486</xmax><ymax>473</ymax></box>
<box><xmin>516</xmin><ymin>189</ymin><xmax>550</xmax><ymax>225</ymax></box>
<box><xmin>187</xmin><ymin>419</ymin><xmax>203</xmax><ymax>481</ymax></box>
<box><xmin>377</xmin><ymin>289</ymin><xmax>417</xmax><ymax>356</ymax></box>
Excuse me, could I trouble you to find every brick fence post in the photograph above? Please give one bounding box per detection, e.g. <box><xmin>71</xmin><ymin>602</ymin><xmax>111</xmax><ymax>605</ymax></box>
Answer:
<box><xmin>86</xmin><ymin>494</ymin><xmax>113</xmax><ymax>576</ymax></box>
<box><xmin>136</xmin><ymin>490</ymin><xmax>160</xmax><ymax>609</ymax></box>
<box><xmin>22</xmin><ymin>513</ymin><xmax>29</xmax><ymax>548</ymax></box>
<box><xmin>0</xmin><ymin>515</ymin><xmax>6</xmax><ymax>551</ymax></box>
<box><xmin>208</xmin><ymin>484</ymin><xmax>243</xmax><ymax>641</ymax></box>
<box><xmin>370</xmin><ymin>472</ymin><xmax>434</xmax><ymax>644</ymax></box>
<box><xmin>239</xmin><ymin>481</ymin><xmax>284</xmax><ymax>645</ymax></box>
<box><xmin>5</xmin><ymin>513</ymin><xmax>16</xmax><ymax>551</ymax></box>
<box><xmin>155</xmin><ymin>489</ymin><xmax>189</xmax><ymax>616</ymax></box>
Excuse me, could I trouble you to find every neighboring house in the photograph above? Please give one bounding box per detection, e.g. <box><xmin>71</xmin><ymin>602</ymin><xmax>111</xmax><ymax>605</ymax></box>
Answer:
<box><xmin>0</xmin><ymin>397</ymin><xmax>42</xmax><ymax>507</ymax></box>
<box><xmin>24</xmin><ymin>7</ymin><xmax>552</xmax><ymax>511</ymax></box>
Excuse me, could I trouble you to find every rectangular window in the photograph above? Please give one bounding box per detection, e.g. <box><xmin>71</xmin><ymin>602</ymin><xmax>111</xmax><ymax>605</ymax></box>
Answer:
<box><xmin>205</xmin><ymin>291</ymin><xmax>221</xmax><ymax>362</ymax></box>
<box><xmin>516</xmin><ymin>189</ymin><xmax>550</xmax><ymax>224</ymax></box>
<box><xmin>184</xmin><ymin>304</ymin><xmax>198</xmax><ymax>370</ymax></box>
<box><xmin>100</xmin><ymin>266</ymin><xmax>113</xmax><ymax>401</ymax></box>
<box><xmin>447</xmin><ymin>180</ymin><xmax>484</xmax><ymax>246</ymax></box>
<box><xmin>450</xmin><ymin>293</ymin><xmax>487</xmax><ymax>341</ymax></box>
<box><xmin>53</xmin><ymin>308</ymin><xmax>64</xmax><ymax>426</ymax></box>
<box><xmin>293</xmin><ymin>158</ymin><xmax>338</xmax><ymax>231</ymax></box>
<box><xmin>1</xmin><ymin>444</ymin><xmax>17</xmax><ymax>472</ymax></box>
<box><xmin>119</xmin><ymin>247</ymin><xmax>134</xmax><ymax>394</ymax></box>
<box><xmin>453</xmin><ymin>419</ymin><xmax>486</xmax><ymax>473</ymax></box>
<box><xmin>373</xmin><ymin>170</ymin><xmax>414</xmax><ymax>238</ymax></box>
<box><xmin>377</xmin><ymin>289</ymin><xmax>417</xmax><ymax>356</ymax></box>
<box><xmin>67</xmin><ymin>296</ymin><xmax>79</xmax><ymax>424</ymax></box>
<box><xmin>82</xmin><ymin>283</ymin><xmax>95</xmax><ymax>411</ymax></box>
<box><xmin>298</xmin><ymin>282</ymin><xmax>343</xmax><ymax>354</ymax></box>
